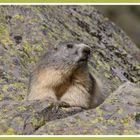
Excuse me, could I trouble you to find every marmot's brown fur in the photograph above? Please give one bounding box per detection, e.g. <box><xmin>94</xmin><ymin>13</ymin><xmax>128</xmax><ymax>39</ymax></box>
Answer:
<box><xmin>26</xmin><ymin>41</ymin><xmax>104</xmax><ymax>109</ymax></box>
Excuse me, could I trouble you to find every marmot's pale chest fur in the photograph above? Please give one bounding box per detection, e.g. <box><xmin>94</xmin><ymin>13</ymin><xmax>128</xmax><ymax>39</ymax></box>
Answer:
<box><xmin>26</xmin><ymin>41</ymin><xmax>104</xmax><ymax>109</ymax></box>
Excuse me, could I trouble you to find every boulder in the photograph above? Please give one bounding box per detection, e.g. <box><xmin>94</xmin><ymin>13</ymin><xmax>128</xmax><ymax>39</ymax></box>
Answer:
<box><xmin>0</xmin><ymin>6</ymin><xmax>139</xmax><ymax>134</ymax></box>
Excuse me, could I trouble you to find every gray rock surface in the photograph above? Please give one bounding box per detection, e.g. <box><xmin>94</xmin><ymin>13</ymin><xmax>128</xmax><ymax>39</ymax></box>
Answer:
<box><xmin>0</xmin><ymin>6</ymin><xmax>139</xmax><ymax>135</ymax></box>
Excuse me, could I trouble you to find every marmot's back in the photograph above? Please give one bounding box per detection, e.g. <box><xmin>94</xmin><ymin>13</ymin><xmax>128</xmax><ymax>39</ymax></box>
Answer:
<box><xmin>26</xmin><ymin>41</ymin><xmax>104</xmax><ymax>109</ymax></box>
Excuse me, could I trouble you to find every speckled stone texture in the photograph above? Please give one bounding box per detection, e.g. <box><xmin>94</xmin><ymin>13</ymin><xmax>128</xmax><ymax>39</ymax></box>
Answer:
<box><xmin>0</xmin><ymin>6</ymin><xmax>139</xmax><ymax>135</ymax></box>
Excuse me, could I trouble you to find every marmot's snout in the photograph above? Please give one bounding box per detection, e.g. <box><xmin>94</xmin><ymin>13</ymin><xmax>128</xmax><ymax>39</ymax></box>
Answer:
<box><xmin>77</xmin><ymin>44</ymin><xmax>91</xmax><ymax>62</ymax></box>
<box><xmin>81</xmin><ymin>45</ymin><xmax>90</xmax><ymax>56</ymax></box>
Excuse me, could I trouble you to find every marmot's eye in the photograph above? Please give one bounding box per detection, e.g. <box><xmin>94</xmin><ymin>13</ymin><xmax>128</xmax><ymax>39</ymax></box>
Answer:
<box><xmin>67</xmin><ymin>44</ymin><xmax>73</xmax><ymax>49</ymax></box>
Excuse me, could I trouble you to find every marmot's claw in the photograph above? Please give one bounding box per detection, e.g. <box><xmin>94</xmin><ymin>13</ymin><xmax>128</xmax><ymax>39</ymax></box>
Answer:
<box><xmin>50</xmin><ymin>102</ymin><xmax>59</xmax><ymax>113</ymax></box>
<box><xmin>50</xmin><ymin>101</ymin><xmax>70</xmax><ymax>112</ymax></box>
<box><xmin>58</xmin><ymin>101</ymin><xmax>70</xmax><ymax>108</ymax></box>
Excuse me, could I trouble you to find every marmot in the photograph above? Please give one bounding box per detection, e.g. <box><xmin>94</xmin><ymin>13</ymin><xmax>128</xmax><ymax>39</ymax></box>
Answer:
<box><xmin>26</xmin><ymin>41</ymin><xmax>104</xmax><ymax>109</ymax></box>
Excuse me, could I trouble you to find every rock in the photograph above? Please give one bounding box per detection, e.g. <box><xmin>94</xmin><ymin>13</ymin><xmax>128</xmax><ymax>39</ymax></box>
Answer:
<box><xmin>35</xmin><ymin>82</ymin><xmax>140</xmax><ymax>135</ymax></box>
<box><xmin>95</xmin><ymin>6</ymin><xmax>140</xmax><ymax>50</ymax></box>
<box><xmin>0</xmin><ymin>99</ymin><xmax>83</xmax><ymax>134</ymax></box>
<box><xmin>0</xmin><ymin>6</ymin><xmax>140</xmax><ymax>134</ymax></box>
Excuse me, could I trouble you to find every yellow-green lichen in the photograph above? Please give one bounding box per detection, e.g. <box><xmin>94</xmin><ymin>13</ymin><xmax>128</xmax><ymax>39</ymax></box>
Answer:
<box><xmin>0</xmin><ymin>23</ymin><xmax>13</xmax><ymax>46</ymax></box>
<box><xmin>13</xmin><ymin>15</ymin><xmax>24</xmax><ymax>22</ymax></box>
<box><xmin>2</xmin><ymin>85</ymin><xmax>9</xmax><ymax>92</ymax></box>
<box><xmin>6</xmin><ymin>128</ymin><xmax>14</xmax><ymax>135</ymax></box>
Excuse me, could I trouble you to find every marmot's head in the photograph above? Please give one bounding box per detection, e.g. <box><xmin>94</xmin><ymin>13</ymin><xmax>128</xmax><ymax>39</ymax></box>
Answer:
<box><xmin>41</xmin><ymin>41</ymin><xmax>91</xmax><ymax>73</ymax></box>
<box><xmin>58</xmin><ymin>41</ymin><xmax>90</xmax><ymax>62</ymax></box>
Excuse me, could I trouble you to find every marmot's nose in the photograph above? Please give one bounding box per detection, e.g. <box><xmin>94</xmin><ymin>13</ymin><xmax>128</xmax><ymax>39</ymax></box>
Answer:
<box><xmin>82</xmin><ymin>46</ymin><xmax>90</xmax><ymax>55</ymax></box>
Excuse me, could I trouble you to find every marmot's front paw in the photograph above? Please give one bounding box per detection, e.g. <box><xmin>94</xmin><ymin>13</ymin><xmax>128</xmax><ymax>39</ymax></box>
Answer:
<box><xmin>46</xmin><ymin>97</ymin><xmax>56</xmax><ymax>103</ymax></box>
<box><xmin>50</xmin><ymin>101</ymin><xmax>70</xmax><ymax>112</ymax></box>
<box><xmin>58</xmin><ymin>101</ymin><xmax>70</xmax><ymax>108</ymax></box>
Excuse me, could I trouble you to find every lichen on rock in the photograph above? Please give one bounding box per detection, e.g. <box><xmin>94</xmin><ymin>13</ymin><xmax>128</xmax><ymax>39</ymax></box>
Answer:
<box><xmin>0</xmin><ymin>5</ymin><xmax>140</xmax><ymax>135</ymax></box>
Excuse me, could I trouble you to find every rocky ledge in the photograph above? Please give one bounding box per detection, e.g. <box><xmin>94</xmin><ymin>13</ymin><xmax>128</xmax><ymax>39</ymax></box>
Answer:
<box><xmin>0</xmin><ymin>6</ymin><xmax>139</xmax><ymax>135</ymax></box>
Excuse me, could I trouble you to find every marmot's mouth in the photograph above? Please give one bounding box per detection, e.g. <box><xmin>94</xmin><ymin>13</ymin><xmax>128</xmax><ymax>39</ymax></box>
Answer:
<box><xmin>78</xmin><ymin>56</ymin><xmax>89</xmax><ymax>62</ymax></box>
